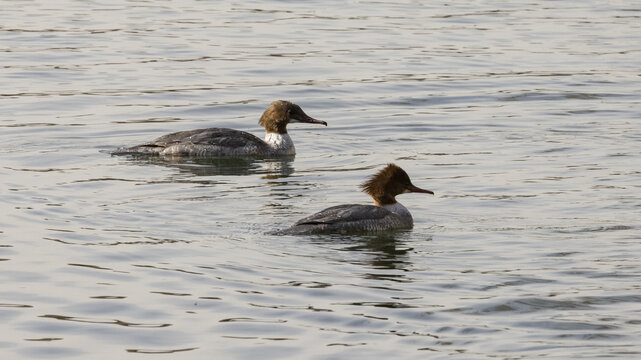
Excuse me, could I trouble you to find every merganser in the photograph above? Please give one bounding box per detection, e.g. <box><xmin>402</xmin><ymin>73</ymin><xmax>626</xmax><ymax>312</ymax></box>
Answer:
<box><xmin>277</xmin><ymin>164</ymin><xmax>434</xmax><ymax>235</ymax></box>
<box><xmin>111</xmin><ymin>100</ymin><xmax>326</xmax><ymax>157</ymax></box>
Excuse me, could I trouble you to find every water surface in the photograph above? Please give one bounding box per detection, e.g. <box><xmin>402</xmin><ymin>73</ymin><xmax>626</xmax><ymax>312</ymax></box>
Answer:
<box><xmin>1</xmin><ymin>1</ymin><xmax>640</xmax><ymax>359</ymax></box>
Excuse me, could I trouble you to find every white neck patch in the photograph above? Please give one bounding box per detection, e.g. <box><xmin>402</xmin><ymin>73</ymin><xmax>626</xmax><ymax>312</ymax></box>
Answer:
<box><xmin>265</xmin><ymin>132</ymin><xmax>295</xmax><ymax>155</ymax></box>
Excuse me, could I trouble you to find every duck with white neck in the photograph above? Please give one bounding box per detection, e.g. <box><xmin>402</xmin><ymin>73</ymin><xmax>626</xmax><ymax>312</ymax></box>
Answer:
<box><xmin>112</xmin><ymin>100</ymin><xmax>326</xmax><ymax>157</ymax></box>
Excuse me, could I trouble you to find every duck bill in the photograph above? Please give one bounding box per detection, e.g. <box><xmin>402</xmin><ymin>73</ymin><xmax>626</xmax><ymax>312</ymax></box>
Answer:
<box><xmin>408</xmin><ymin>184</ymin><xmax>434</xmax><ymax>195</ymax></box>
<box><xmin>296</xmin><ymin>113</ymin><xmax>327</xmax><ymax>126</ymax></box>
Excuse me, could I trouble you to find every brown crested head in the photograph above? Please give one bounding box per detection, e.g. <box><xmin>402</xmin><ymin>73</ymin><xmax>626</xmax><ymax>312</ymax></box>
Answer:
<box><xmin>360</xmin><ymin>163</ymin><xmax>434</xmax><ymax>206</ymax></box>
<box><xmin>258</xmin><ymin>100</ymin><xmax>327</xmax><ymax>134</ymax></box>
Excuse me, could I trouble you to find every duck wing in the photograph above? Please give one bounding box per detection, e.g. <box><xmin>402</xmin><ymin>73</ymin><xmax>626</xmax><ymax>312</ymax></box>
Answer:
<box><xmin>293</xmin><ymin>204</ymin><xmax>392</xmax><ymax>226</ymax></box>
<box><xmin>114</xmin><ymin>128</ymin><xmax>269</xmax><ymax>156</ymax></box>
<box><xmin>277</xmin><ymin>204</ymin><xmax>414</xmax><ymax>235</ymax></box>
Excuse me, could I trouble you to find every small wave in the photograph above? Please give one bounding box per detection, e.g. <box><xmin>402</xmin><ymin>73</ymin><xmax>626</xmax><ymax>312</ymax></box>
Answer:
<box><xmin>516</xmin><ymin>320</ymin><xmax>619</xmax><ymax>331</ymax></box>
<box><xmin>501</xmin><ymin>91</ymin><xmax>604</xmax><ymax>102</ymax></box>
<box><xmin>39</xmin><ymin>314</ymin><xmax>171</xmax><ymax>328</ymax></box>
<box><xmin>126</xmin><ymin>347</ymin><xmax>198</xmax><ymax>354</ymax></box>
<box><xmin>446</xmin><ymin>297</ymin><xmax>592</xmax><ymax>315</ymax></box>
<box><xmin>555</xmin><ymin>225</ymin><xmax>634</xmax><ymax>234</ymax></box>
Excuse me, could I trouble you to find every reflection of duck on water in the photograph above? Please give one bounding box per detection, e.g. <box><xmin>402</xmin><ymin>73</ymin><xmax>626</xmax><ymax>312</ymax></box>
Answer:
<box><xmin>277</xmin><ymin>164</ymin><xmax>434</xmax><ymax>235</ymax></box>
<box><xmin>120</xmin><ymin>156</ymin><xmax>295</xmax><ymax>178</ymax></box>
<box><xmin>112</xmin><ymin>100</ymin><xmax>326</xmax><ymax>157</ymax></box>
<box><xmin>319</xmin><ymin>232</ymin><xmax>419</xmax><ymax>272</ymax></box>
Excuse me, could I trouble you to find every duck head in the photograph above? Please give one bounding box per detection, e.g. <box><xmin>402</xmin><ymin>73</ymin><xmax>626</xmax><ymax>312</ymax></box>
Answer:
<box><xmin>360</xmin><ymin>163</ymin><xmax>434</xmax><ymax>206</ymax></box>
<box><xmin>259</xmin><ymin>100</ymin><xmax>327</xmax><ymax>134</ymax></box>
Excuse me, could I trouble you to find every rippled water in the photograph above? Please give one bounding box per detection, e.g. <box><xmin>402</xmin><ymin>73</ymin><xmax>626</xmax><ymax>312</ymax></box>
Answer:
<box><xmin>2</xmin><ymin>1</ymin><xmax>640</xmax><ymax>358</ymax></box>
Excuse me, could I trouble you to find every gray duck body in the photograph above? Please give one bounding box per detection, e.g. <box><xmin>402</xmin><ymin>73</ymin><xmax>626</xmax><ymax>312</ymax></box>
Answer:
<box><xmin>278</xmin><ymin>203</ymin><xmax>414</xmax><ymax>235</ymax></box>
<box><xmin>112</xmin><ymin>128</ymin><xmax>274</xmax><ymax>157</ymax></box>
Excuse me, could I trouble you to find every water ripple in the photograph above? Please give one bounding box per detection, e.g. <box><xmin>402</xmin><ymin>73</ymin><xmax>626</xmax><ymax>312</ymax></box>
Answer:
<box><xmin>38</xmin><ymin>315</ymin><xmax>171</xmax><ymax>328</ymax></box>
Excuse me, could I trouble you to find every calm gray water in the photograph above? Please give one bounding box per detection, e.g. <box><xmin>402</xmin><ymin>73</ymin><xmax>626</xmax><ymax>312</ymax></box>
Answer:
<box><xmin>1</xmin><ymin>1</ymin><xmax>640</xmax><ymax>358</ymax></box>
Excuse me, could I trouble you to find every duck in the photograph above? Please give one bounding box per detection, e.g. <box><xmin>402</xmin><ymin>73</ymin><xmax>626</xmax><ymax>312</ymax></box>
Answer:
<box><xmin>111</xmin><ymin>100</ymin><xmax>326</xmax><ymax>157</ymax></box>
<box><xmin>277</xmin><ymin>164</ymin><xmax>434</xmax><ymax>235</ymax></box>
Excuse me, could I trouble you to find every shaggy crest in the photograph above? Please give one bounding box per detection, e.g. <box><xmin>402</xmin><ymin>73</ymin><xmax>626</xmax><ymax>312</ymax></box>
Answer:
<box><xmin>360</xmin><ymin>163</ymin><xmax>413</xmax><ymax>206</ymax></box>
